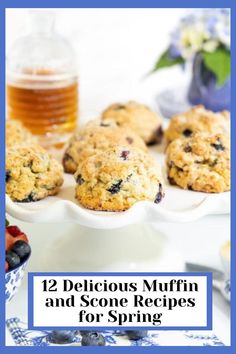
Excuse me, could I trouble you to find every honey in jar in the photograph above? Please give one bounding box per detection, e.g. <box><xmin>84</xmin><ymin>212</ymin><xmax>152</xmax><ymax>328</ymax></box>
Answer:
<box><xmin>6</xmin><ymin>10</ymin><xmax>78</xmax><ymax>147</ymax></box>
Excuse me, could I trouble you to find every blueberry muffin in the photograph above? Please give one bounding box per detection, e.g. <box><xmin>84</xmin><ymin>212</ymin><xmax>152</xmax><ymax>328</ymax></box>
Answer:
<box><xmin>63</xmin><ymin>119</ymin><xmax>147</xmax><ymax>173</ymax></box>
<box><xmin>101</xmin><ymin>101</ymin><xmax>163</xmax><ymax>145</ymax></box>
<box><xmin>74</xmin><ymin>146</ymin><xmax>164</xmax><ymax>211</ymax></box>
<box><xmin>6</xmin><ymin>119</ymin><xmax>36</xmax><ymax>148</ymax></box>
<box><xmin>6</xmin><ymin>145</ymin><xmax>64</xmax><ymax>202</ymax></box>
<box><xmin>165</xmin><ymin>105</ymin><xmax>230</xmax><ymax>144</ymax></box>
<box><xmin>166</xmin><ymin>133</ymin><xmax>230</xmax><ymax>193</ymax></box>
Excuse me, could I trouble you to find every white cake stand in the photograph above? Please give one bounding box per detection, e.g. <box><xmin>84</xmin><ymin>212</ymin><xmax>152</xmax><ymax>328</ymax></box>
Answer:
<box><xmin>6</xmin><ymin>148</ymin><xmax>230</xmax><ymax>272</ymax></box>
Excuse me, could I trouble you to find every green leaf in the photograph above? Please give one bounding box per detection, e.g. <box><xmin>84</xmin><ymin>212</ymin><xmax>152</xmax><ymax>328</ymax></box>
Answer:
<box><xmin>6</xmin><ymin>219</ymin><xmax>9</xmax><ymax>227</ymax></box>
<box><xmin>152</xmin><ymin>49</ymin><xmax>184</xmax><ymax>73</ymax></box>
<box><xmin>202</xmin><ymin>47</ymin><xmax>230</xmax><ymax>87</ymax></box>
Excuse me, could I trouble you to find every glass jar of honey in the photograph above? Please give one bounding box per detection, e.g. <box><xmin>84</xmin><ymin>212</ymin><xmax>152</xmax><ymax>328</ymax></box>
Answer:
<box><xmin>6</xmin><ymin>10</ymin><xmax>78</xmax><ymax>148</ymax></box>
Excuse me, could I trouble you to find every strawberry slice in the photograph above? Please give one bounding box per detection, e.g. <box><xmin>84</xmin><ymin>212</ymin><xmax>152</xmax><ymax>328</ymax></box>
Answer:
<box><xmin>7</xmin><ymin>226</ymin><xmax>22</xmax><ymax>237</ymax></box>
<box><xmin>6</xmin><ymin>229</ymin><xmax>15</xmax><ymax>251</ymax></box>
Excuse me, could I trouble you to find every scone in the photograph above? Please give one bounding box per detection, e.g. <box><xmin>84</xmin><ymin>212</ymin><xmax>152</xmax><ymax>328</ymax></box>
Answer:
<box><xmin>101</xmin><ymin>101</ymin><xmax>163</xmax><ymax>145</ymax></box>
<box><xmin>6</xmin><ymin>144</ymin><xmax>64</xmax><ymax>202</ymax></box>
<box><xmin>165</xmin><ymin>105</ymin><xmax>230</xmax><ymax>144</ymax></box>
<box><xmin>63</xmin><ymin>119</ymin><xmax>147</xmax><ymax>173</ymax></box>
<box><xmin>6</xmin><ymin>119</ymin><xmax>36</xmax><ymax>148</ymax></box>
<box><xmin>166</xmin><ymin>133</ymin><xmax>230</xmax><ymax>193</ymax></box>
<box><xmin>74</xmin><ymin>146</ymin><xmax>164</xmax><ymax>211</ymax></box>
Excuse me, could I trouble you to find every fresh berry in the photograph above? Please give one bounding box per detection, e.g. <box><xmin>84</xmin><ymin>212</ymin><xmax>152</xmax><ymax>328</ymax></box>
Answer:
<box><xmin>20</xmin><ymin>193</ymin><xmax>35</xmax><ymax>203</ymax></box>
<box><xmin>154</xmin><ymin>183</ymin><xmax>164</xmax><ymax>204</ymax></box>
<box><xmin>80</xmin><ymin>330</ymin><xmax>92</xmax><ymax>337</ymax></box>
<box><xmin>107</xmin><ymin>180</ymin><xmax>123</xmax><ymax>194</ymax></box>
<box><xmin>76</xmin><ymin>174</ymin><xmax>85</xmax><ymax>185</ymax></box>
<box><xmin>125</xmin><ymin>330</ymin><xmax>148</xmax><ymax>340</ymax></box>
<box><xmin>6</xmin><ymin>170</ymin><xmax>11</xmax><ymax>182</ymax></box>
<box><xmin>184</xmin><ymin>144</ymin><xmax>192</xmax><ymax>153</ymax></box>
<box><xmin>120</xmin><ymin>150</ymin><xmax>130</xmax><ymax>160</ymax></box>
<box><xmin>211</xmin><ymin>142</ymin><xmax>225</xmax><ymax>151</ymax></box>
<box><xmin>182</xmin><ymin>128</ymin><xmax>192</xmax><ymax>137</ymax></box>
<box><xmin>126</xmin><ymin>137</ymin><xmax>133</xmax><ymax>144</ymax></box>
<box><xmin>6</xmin><ymin>251</ymin><xmax>21</xmax><ymax>269</ymax></box>
<box><xmin>6</xmin><ymin>230</ymin><xmax>16</xmax><ymax>251</ymax></box>
<box><xmin>115</xmin><ymin>105</ymin><xmax>125</xmax><ymax>110</ymax></box>
<box><xmin>50</xmin><ymin>330</ymin><xmax>77</xmax><ymax>344</ymax></box>
<box><xmin>7</xmin><ymin>226</ymin><xmax>22</xmax><ymax>237</ymax></box>
<box><xmin>81</xmin><ymin>332</ymin><xmax>105</xmax><ymax>346</ymax></box>
<box><xmin>12</xmin><ymin>240</ymin><xmax>31</xmax><ymax>259</ymax></box>
<box><xmin>5</xmin><ymin>261</ymin><xmax>9</xmax><ymax>272</ymax></box>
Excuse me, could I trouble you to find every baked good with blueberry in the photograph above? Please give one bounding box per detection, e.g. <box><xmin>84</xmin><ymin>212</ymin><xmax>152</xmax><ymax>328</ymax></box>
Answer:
<box><xmin>166</xmin><ymin>133</ymin><xmax>230</xmax><ymax>193</ymax></box>
<box><xmin>101</xmin><ymin>101</ymin><xmax>163</xmax><ymax>145</ymax></box>
<box><xmin>6</xmin><ymin>119</ymin><xmax>36</xmax><ymax>148</ymax></box>
<box><xmin>6</xmin><ymin>144</ymin><xmax>64</xmax><ymax>202</ymax></box>
<box><xmin>63</xmin><ymin>119</ymin><xmax>147</xmax><ymax>173</ymax></box>
<box><xmin>74</xmin><ymin>146</ymin><xmax>164</xmax><ymax>211</ymax></box>
<box><xmin>165</xmin><ymin>105</ymin><xmax>230</xmax><ymax>144</ymax></box>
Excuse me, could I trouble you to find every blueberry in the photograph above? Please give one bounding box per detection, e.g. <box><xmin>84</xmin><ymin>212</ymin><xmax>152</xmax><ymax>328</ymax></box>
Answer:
<box><xmin>76</xmin><ymin>174</ymin><xmax>84</xmax><ymax>185</ymax></box>
<box><xmin>115</xmin><ymin>104</ymin><xmax>126</xmax><ymax>110</ymax></box>
<box><xmin>154</xmin><ymin>183</ymin><xmax>164</xmax><ymax>204</ymax></box>
<box><xmin>120</xmin><ymin>150</ymin><xmax>130</xmax><ymax>160</ymax></box>
<box><xmin>211</xmin><ymin>142</ymin><xmax>225</xmax><ymax>151</ymax></box>
<box><xmin>184</xmin><ymin>144</ymin><xmax>192</xmax><ymax>153</ymax></box>
<box><xmin>126</xmin><ymin>137</ymin><xmax>133</xmax><ymax>144</ymax></box>
<box><xmin>5</xmin><ymin>251</ymin><xmax>21</xmax><ymax>269</ymax></box>
<box><xmin>12</xmin><ymin>240</ymin><xmax>31</xmax><ymax>259</ymax></box>
<box><xmin>80</xmin><ymin>330</ymin><xmax>92</xmax><ymax>337</ymax></box>
<box><xmin>126</xmin><ymin>330</ymin><xmax>148</xmax><ymax>340</ymax></box>
<box><xmin>81</xmin><ymin>332</ymin><xmax>105</xmax><ymax>346</ymax></box>
<box><xmin>6</xmin><ymin>170</ymin><xmax>11</xmax><ymax>182</ymax></box>
<box><xmin>107</xmin><ymin>180</ymin><xmax>123</xmax><ymax>194</ymax></box>
<box><xmin>20</xmin><ymin>193</ymin><xmax>35</xmax><ymax>203</ymax></box>
<box><xmin>182</xmin><ymin>129</ymin><xmax>192</xmax><ymax>137</ymax></box>
<box><xmin>50</xmin><ymin>330</ymin><xmax>77</xmax><ymax>344</ymax></box>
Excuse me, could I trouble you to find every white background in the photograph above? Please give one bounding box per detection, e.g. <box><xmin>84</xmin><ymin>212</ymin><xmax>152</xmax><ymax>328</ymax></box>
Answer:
<box><xmin>5</xmin><ymin>8</ymin><xmax>230</xmax><ymax>345</ymax></box>
<box><xmin>6</xmin><ymin>8</ymin><xmax>190</xmax><ymax>119</ymax></box>
<box><xmin>32</xmin><ymin>275</ymin><xmax>207</xmax><ymax>328</ymax></box>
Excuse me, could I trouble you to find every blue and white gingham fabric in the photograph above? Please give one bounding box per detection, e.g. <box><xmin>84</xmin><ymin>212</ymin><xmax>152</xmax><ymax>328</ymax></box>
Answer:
<box><xmin>6</xmin><ymin>317</ymin><xmax>225</xmax><ymax>346</ymax></box>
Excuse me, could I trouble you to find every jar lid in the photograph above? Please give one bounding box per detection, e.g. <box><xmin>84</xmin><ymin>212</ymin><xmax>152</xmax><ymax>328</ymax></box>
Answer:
<box><xmin>7</xmin><ymin>10</ymin><xmax>77</xmax><ymax>83</ymax></box>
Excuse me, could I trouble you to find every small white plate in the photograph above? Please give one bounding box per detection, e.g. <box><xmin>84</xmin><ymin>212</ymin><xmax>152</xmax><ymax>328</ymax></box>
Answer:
<box><xmin>6</xmin><ymin>147</ymin><xmax>230</xmax><ymax>229</ymax></box>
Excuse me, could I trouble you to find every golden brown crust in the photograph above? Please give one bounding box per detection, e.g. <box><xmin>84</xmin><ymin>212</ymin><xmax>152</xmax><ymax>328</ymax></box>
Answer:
<box><xmin>6</xmin><ymin>144</ymin><xmax>64</xmax><ymax>202</ymax></box>
<box><xmin>63</xmin><ymin>118</ymin><xmax>147</xmax><ymax>174</ymax></box>
<box><xmin>101</xmin><ymin>101</ymin><xmax>163</xmax><ymax>145</ymax></box>
<box><xmin>166</xmin><ymin>133</ymin><xmax>230</xmax><ymax>193</ymax></box>
<box><xmin>6</xmin><ymin>119</ymin><xmax>37</xmax><ymax>148</ymax></box>
<box><xmin>165</xmin><ymin>105</ymin><xmax>230</xmax><ymax>144</ymax></box>
<box><xmin>74</xmin><ymin>146</ymin><xmax>164</xmax><ymax>211</ymax></box>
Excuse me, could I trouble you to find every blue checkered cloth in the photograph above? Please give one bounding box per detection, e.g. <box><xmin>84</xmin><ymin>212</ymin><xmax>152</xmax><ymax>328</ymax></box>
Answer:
<box><xmin>6</xmin><ymin>318</ymin><xmax>225</xmax><ymax>347</ymax></box>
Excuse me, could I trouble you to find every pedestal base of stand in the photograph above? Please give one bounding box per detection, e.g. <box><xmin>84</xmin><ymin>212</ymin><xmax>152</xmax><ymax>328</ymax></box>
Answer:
<box><xmin>40</xmin><ymin>224</ymin><xmax>184</xmax><ymax>272</ymax></box>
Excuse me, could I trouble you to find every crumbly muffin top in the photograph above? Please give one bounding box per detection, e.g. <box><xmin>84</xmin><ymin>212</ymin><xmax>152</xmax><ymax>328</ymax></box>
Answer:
<box><xmin>165</xmin><ymin>105</ymin><xmax>230</xmax><ymax>144</ymax></box>
<box><xmin>63</xmin><ymin>118</ymin><xmax>148</xmax><ymax>173</ymax></box>
<box><xmin>6</xmin><ymin>119</ymin><xmax>36</xmax><ymax>148</ymax></box>
<box><xmin>74</xmin><ymin>146</ymin><xmax>164</xmax><ymax>211</ymax></box>
<box><xmin>166</xmin><ymin>133</ymin><xmax>230</xmax><ymax>193</ymax></box>
<box><xmin>101</xmin><ymin>101</ymin><xmax>163</xmax><ymax>144</ymax></box>
<box><xmin>6</xmin><ymin>144</ymin><xmax>63</xmax><ymax>202</ymax></box>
